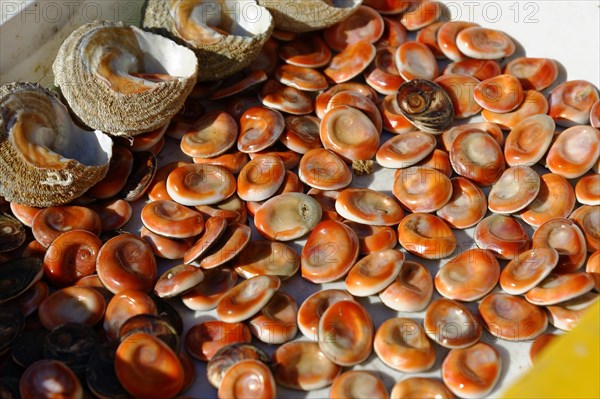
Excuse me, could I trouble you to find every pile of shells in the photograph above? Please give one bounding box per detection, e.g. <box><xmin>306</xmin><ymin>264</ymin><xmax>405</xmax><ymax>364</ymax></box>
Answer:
<box><xmin>1</xmin><ymin>0</ymin><xmax>599</xmax><ymax>398</ymax></box>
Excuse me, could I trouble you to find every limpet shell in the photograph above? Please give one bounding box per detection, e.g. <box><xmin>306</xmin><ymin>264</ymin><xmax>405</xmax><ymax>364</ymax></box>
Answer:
<box><xmin>323</xmin><ymin>5</ymin><xmax>384</xmax><ymax>51</ymax></box>
<box><xmin>456</xmin><ymin>27</ymin><xmax>515</xmax><ymax>59</ymax></box>
<box><xmin>482</xmin><ymin>90</ymin><xmax>549</xmax><ymax>130</ymax></box>
<box><xmin>474</xmin><ymin>214</ymin><xmax>530</xmax><ymax>260</ymax></box>
<box><xmin>521</xmin><ymin>173</ymin><xmax>575</xmax><ymax>228</ymax></box>
<box><xmin>376</xmin><ymin>130</ymin><xmax>436</xmax><ymax>168</ymax></box>
<box><xmin>254</xmin><ymin>193</ymin><xmax>322</xmax><ymax>241</ymax></box>
<box><xmin>325</xmin><ymin>40</ymin><xmax>377</xmax><ymax>84</ymax></box>
<box><xmin>532</xmin><ymin>218</ymin><xmax>587</xmax><ymax>273</ymax></box>
<box><xmin>576</xmin><ymin>175</ymin><xmax>600</xmax><ymax>206</ymax></box>
<box><xmin>474</xmin><ymin>74</ymin><xmax>524</xmax><ymax>113</ymax></box>
<box><xmin>180</xmin><ymin>267</ymin><xmax>237</xmax><ymax>311</ymax></box>
<box><xmin>397</xmin><ymin>213</ymin><xmax>456</xmax><ymax>260</ymax></box>
<box><xmin>548</xmin><ymin>80</ymin><xmax>599</xmax><ymax>127</ymax></box>
<box><xmin>444</xmin><ymin>59</ymin><xmax>501</xmax><ymax>81</ymax></box>
<box><xmin>400</xmin><ymin>1</ymin><xmax>441</xmax><ymax>31</ymax></box>
<box><xmin>345</xmin><ymin>249</ymin><xmax>404</xmax><ymax>297</ymax></box>
<box><xmin>141</xmin><ymin>200</ymin><xmax>204</xmax><ymax>239</ymax></box>
<box><xmin>238</xmin><ymin>106</ymin><xmax>285</xmax><ymax>153</ymax></box>
<box><xmin>237</xmin><ymin>154</ymin><xmax>286</xmax><ymax>202</ymax></box>
<box><xmin>329</xmin><ymin>370</ymin><xmax>389</xmax><ymax>399</ymax></box>
<box><xmin>233</xmin><ymin>240</ymin><xmax>300</xmax><ymax>280</ymax></box>
<box><xmin>20</xmin><ymin>360</ymin><xmax>83</xmax><ymax>399</ymax></box>
<box><xmin>499</xmin><ymin>248</ymin><xmax>559</xmax><ymax>295</ymax></box>
<box><xmin>104</xmin><ymin>290</ymin><xmax>157</xmax><ymax>341</ymax></box>
<box><xmin>546</xmin><ymin>292</ymin><xmax>599</xmax><ymax>331</ymax></box>
<box><xmin>396</xmin><ymin>79</ymin><xmax>454</xmax><ymax>134</ymax></box>
<box><xmin>391</xmin><ymin>377</ymin><xmax>454</xmax><ymax>399</ymax></box>
<box><xmin>394</xmin><ymin>41</ymin><xmax>438</xmax><ymax>81</ymax></box>
<box><xmin>218</xmin><ymin>359</ymin><xmax>276</xmax><ymax>399</ymax></box>
<box><xmin>32</xmin><ymin>205</ymin><xmax>101</xmax><ymax>248</ymax></box>
<box><xmin>488</xmin><ymin>165</ymin><xmax>540</xmax><ymax>214</ymax></box>
<box><xmin>185</xmin><ymin>320</ymin><xmax>251</xmax><ymax>362</ymax></box>
<box><xmin>479</xmin><ymin>293</ymin><xmax>548</xmax><ymax>341</ymax></box>
<box><xmin>442</xmin><ymin>342</ymin><xmax>502</xmax><ymax>399</ymax></box>
<box><xmin>249</xmin><ymin>291</ymin><xmax>298</xmax><ymax>344</ymax></box>
<box><xmin>179</xmin><ymin>111</ymin><xmax>238</xmax><ymax>158</ymax></box>
<box><xmin>336</xmin><ymin>188</ymin><xmax>404</xmax><ymax>226</ymax></box>
<box><xmin>504</xmin><ymin>114</ymin><xmax>555</xmax><ymax>167</ymax></box>
<box><xmin>216</xmin><ymin>275</ymin><xmax>281</xmax><ymax>323</ymax></box>
<box><xmin>318</xmin><ymin>300</ymin><xmax>373</xmax><ymax>366</ymax></box>
<box><xmin>524</xmin><ymin>272</ymin><xmax>595</xmax><ymax>306</ymax></box>
<box><xmin>379</xmin><ymin>260</ymin><xmax>433</xmax><ymax>312</ymax></box>
<box><xmin>39</xmin><ymin>286</ymin><xmax>105</xmax><ymax>330</ymax></box>
<box><xmin>569</xmin><ymin>205</ymin><xmax>600</xmax><ymax>252</ymax></box>
<box><xmin>424</xmin><ymin>298</ymin><xmax>482</xmax><ymax>348</ymax></box>
<box><xmin>297</xmin><ymin>289</ymin><xmax>354</xmax><ymax>341</ymax></box>
<box><xmin>546</xmin><ymin>125</ymin><xmax>600</xmax><ymax>179</ymax></box>
<box><xmin>393</xmin><ymin>167</ymin><xmax>452</xmax><ymax>213</ymax></box>
<box><xmin>166</xmin><ymin>163</ymin><xmax>236</xmax><ymax>206</ymax></box>
<box><xmin>449</xmin><ymin>130</ymin><xmax>505</xmax><ymax>186</ymax></box>
<box><xmin>207</xmin><ymin>343</ymin><xmax>270</xmax><ymax>389</ymax></box>
<box><xmin>374</xmin><ymin>317</ymin><xmax>435</xmax><ymax>373</ymax></box>
<box><xmin>504</xmin><ymin>57</ymin><xmax>559</xmax><ymax>91</ymax></box>
<box><xmin>434</xmin><ymin>73</ymin><xmax>482</xmax><ymax>119</ymax></box>
<box><xmin>436</xmin><ymin>177</ymin><xmax>487</xmax><ymax>229</ymax></box>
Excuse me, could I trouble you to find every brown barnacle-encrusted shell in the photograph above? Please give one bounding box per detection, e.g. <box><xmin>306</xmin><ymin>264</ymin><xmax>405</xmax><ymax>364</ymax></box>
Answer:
<box><xmin>0</xmin><ymin>82</ymin><xmax>112</xmax><ymax>207</ymax></box>
<box><xmin>143</xmin><ymin>0</ymin><xmax>273</xmax><ymax>81</ymax></box>
<box><xmin>396</xmin><ymin>79</ymin><xmax>454</xmax><ymax>134</ymax></box>
<box><xmin>257</xmin><ymin>0</ymin><xmax>362</xmax><ymax>33</ymax></box>
<box><xmin>53</xmin><ymin>20</ymin><xmax>198</xmax><ymax>136</ymax></box>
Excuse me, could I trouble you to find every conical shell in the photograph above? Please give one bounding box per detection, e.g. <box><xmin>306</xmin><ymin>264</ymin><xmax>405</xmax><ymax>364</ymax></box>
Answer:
<box><xmin>53</xmin><ymin>21</ymin><xmax>198</xmax><ymax>136</ymax></box>
<box><xmin>0</xmin><ymin>82</ymin><xmax>112</xmax><ymax>207</ymax></box>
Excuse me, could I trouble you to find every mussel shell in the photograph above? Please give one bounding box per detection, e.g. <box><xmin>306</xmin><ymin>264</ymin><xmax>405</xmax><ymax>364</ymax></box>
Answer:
<box><xmin>118</xmin><ymin>314</ymin><xmax>179</xmax><ymax>353</ymax></box>
<box><xmin>119</xmin><ymin>151</ymin><xmax>157</xmax><ymax>202</ymax></box>
<box><xmin>0</xmin><ymin>257</ymin><xmax>43</xmax><ymax>304</ymax></box>
<box><xmin>0</xmin><ymin>213</ymin><xmax>26</xmax><ymax>253</ymax></box>
<box><xmin>207</xmin><ymin>343</ymin><xmax>271</xmax><ymax>389</ymax></box>
<box><xmin>11</xmin><ymin>328</ymin><xmax>49</xmax><ymax>368</ymax></box>
<box><xmin>43</xmin><ymin>322</ymin><xmax>99</xmax><ymax>377</ymax></box>
<box><xmin>396</xmin><ymin>79</ymin><xmax>454</xmax><ymax>133</ymax></box>
<box><xmin>0</xmin><ymin>305</ymin><xmax>24</xmax><ymax>356</ymax></box>
<box><xmin>86</xmin><ymin>342</ymin><xmax>129</xmax><ymax>399</ymax></box>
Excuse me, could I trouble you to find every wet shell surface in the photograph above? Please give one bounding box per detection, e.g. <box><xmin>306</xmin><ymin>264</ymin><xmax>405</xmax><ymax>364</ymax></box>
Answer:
<box><xmin>144</xmin><ymin>0</ymin><xmax>273</xmax><ymax>81</ymax></box>
<box><xmin>379</xmin><ymin>260</ymin><xmax>433</xmax><ymax>312</ymax></box>
<box><xmin>345</xmin><ymin>249</ymin><xmax>404</xmax><ymax>297</ymax></box>
<box><xmin>424</xmin><ymin>298</ymin><xmax>482</xmax><ymax>348</ymax></box>
<box><xmin>0</xmin><ymin>82</ymin><xmax>112</xmax><ymax>207</ymax></box>
<box><xmin>395</xmin><ymin>79</ymin><xmax>454</xmax><ymax>134</ymax></box>
<box><xmin>335</xmin><ymin>188</ymin><xmax>404</xmax><ymax>226</ymax></box>
<box><xmin>479</xmin><ymin>293</ymin><xmax>548</xmax><ymax>341</ymax></box>
<box><xmin>254</xmin><ymin>193</ymin><xmax>322</xmax><ymax>241</ymax></box>
<box><xmin>54</xmin><ymin>21</ymin><xmax>198</xmax><ymax>135</ymax></box>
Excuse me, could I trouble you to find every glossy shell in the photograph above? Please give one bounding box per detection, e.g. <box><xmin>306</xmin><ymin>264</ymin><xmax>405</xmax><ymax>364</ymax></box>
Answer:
<box><xmin>376</xmin><ymin>130</ymin><xmax>436</xmax><ymax>168</ymax></box>
<box><xmin>216</xmin><ymin>275</ymin><xmax>281</xmax><ymax>323</ymax></box>
<box><xmin>504</xmin><ymin>57</ymin><xmax>558</xmax><ymax>90</ymax></box>
<box><xmin>521</xmin><ymin>173</ymin><xmax>576</xmax><ymax>228</ymax></box>
<box><xmin>329</xmin><ymin>370</ymin><xmax>389</xmax><ymax>399</ymax></box>
<box><xmin>424</xmin><ymin>298</ymin><xmax>482</xmax><ymax>348</ymax></box>
<box><xmin>570</xmin><ymin>205</ymin><xmax>600</xmax><ymax>252</ymax></box>
<box><xmin>397</xmin><ymin>213</ymin><xmax>456</xmax><ymax>260</ymax></box>
<box><xmin>233</xmin><ymin>240</ymin><xmax>300</xmax><ymax>280</ymax></box>
<box><xmin>218</xmin><ymin>359</ymin><xmax>277</xmax><ymax>399</ymax></box>
<box><xmin>32</xmin><ymin>205</ymin><xmax>101</xmax><ymax>248</ymax></box>
<box><xmin>450</xmin><ymin>130</ymin><xmax>505</xmax><ymax>186</ymax></box>
<box><xmin>345</xmin><ymin>249</ymin><xmax>404</xmax><ymax>297</ymax></box>
<box><xmin>474</xmin><ymin>74</ymin><xmax>524</xmax><ymax>113</ymax></box>
<box><xmin>576</xmin><ymin>175</ymin><xmax>600</xmax><ymax>206</ymax></box>
<box><xmin>396</xmin><ymin>79</ymin><xmax>454</xmax><ymax>134</ymax></box>
<box><xmin>180</xmin><ymin>111</ymin><xmax>238</xmax><ymax>158</ymax></box>
<box><xmin>548</xmin><ymin>80</ymin><xmax>599</xmax><ymax>127</ymax></box>
<box><xmin>39</xmin><ymin>286</ymin><xmax>105</xmax><ymax>330</ymax></box>
<box><xmin>166</xmin><ymin>164</ymin><xmax>236</xmax><ymax>206</ymax></box>
<box><xmin>154</xmin><ymin>264</ymin><xmax>204</xmax><ymax>298</ymax></box>
<box><xmin>394</xmin><ymin>41</ymin><xmax>438</xmax><ymax>81</ymax></box>
<box><xmin>141</xmin><ymin>200</ymin><xmax>204</xmax><ymax>239</ymax></box>
<box><xmin>488</xmin><ymin>165</ymin><xmax>540</xmax><ymax>214</ymax></box>
<box><xmin>434</xmin><ymin>73</ymin><xmax>482</xmax><ymax>119</ymax></box>
<box><xmin>325</xmin><ymin>41</ymin><xmax>376</xmax><ymax>83</ymax></box>
<box><xmin>524</xmin><ymin>272</ymin><xmax>595</xmax><ymax>306</ymax></box>
<box><xmin>482</xmin><ymin>90</ymin><xmax>549</xmax><ymax>130</ymax></box>
<box><xmin>474</xmin><ymin>214</ymin><xmax>530</xmax><ymax>260</ymax></box>
<box><xmin>504</xmin><ymin>114</ymin><xmax>555</xmax><ymax>167</ymax></box>
<box><xmin>185</xmin><ymin>320</ymin><xmax>251</xmax><ymax>362</ymax></box>
<box><xmin>207</xmin><ymin>343</ymin><xmax>270</xmax><ymax>389</ymax></box>
<box><xmin>456</xmin><ymin>27</ymin><xmax>515</xmax><ymax>59</ymax></box>
<box><xmin>500</xmin><ymin>248</ymin><xmax>559</xmax><ymax>295</ymax></box>
<box><xmin>336</xmin><ymin>188</ymin><xmax>404</xmax><ymax>226</ymax></box>
<box><xmin>249</xmin><ymin>291</ymin><xmax>298</xmax><ymax>344</ymax></box>
<box><xmin>532</xmin><ymin>218</ymin><xmax>587</xmax><ymax>273</ymax></box>
<box><xmin>103</xmin><ymin>289</ymin><xmax>157</xmax><ymax>341</ymax></box>
<box><xmin>480</xmin><ymin>293</ymin><xmax>548</xmax><ymax>341</ymax></box>
<box><xmin>297</xmin><ymin>289</ymin><xmax>354</xmax><ymax>341</ymax></box>
<box><xmin>254</xmin><ymin>193</ymin><xmax>322</xmax><ymax>241</ymax></box>
<box><xmin>379</xmin><ymin>260</ymin><xmax>433</xmax><ymax>312</ymax></box>
<box><xmin>436</xmin><ymin>177</ymin><xmax>487</xmax><ymax>229</ymax></box>
<box><xmin>546</xmin><ymin>125</ymin><xmax>600</xmax><ymax>179</ymax></box>
<box><xmin>180</xmin><ymin>267</ymin><xmax>238</xmax><ymax>311</ymax></box>
<box><xmin>345</xmin><ymin>221</ymin><xmax>398</xmax><ymax>255</ymax></box>
<box><xmin>390</xmin><ymin>377</ymin><xmax>454</xmax><ymax>399</ymax></box>
<box><xmin>20</xmin><ymin>360</ymin><xmax>82</xmax><ymax>399</ymax></box>
<box><xmin>393</xmin><ymin>167</ymin><xmax>452</xmax><ymax>213</ymax></box>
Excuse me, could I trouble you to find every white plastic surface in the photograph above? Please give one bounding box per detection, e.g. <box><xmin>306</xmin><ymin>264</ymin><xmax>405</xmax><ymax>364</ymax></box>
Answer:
<box><xmin>1</xmin><ymin>1</ymin><xmax>599</xmax><ymax>398</ymax></box>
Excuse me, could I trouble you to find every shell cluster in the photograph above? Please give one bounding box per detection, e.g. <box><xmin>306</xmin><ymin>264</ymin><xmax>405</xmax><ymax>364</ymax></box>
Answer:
<box><xmin>1</xmin><ymin>1</ymin><xmax>600</xmax><ymax>399</ymax></box>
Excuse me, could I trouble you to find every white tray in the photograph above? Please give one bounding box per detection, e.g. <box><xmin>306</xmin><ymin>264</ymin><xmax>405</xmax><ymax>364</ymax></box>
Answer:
<box><xmin>1</xmin><ymin>1</ymin><xmax>598</xmax><ymax>398</ymax></box>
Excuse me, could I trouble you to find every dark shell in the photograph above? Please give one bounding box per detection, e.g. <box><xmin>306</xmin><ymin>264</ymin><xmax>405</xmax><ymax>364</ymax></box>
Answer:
<box><xmin>120</xmin><ymin>151</ymin><xmax>157</xmax><ymax>202</ymax></box>
<box><xmin>86</xmin><ymin>342</ymin><xmax>129</xmax><ymax>399</ymax></box>
<box><xmin>0</xmin><ymin>213</ymin><xmax>26</xmax><ymax>253</ymax></box>
<box><xmin>0</xmin><ymin>306</ymin><xmax>24</xmax><ymax>356</ymax></box>
<box><xmin>396</xmin><ymin>79</ymin><xmax>454</xmax><ymax>133</ymax></box>
<box><xmin>11</xmin><ymin>328</ymin><xmax>49</xmax><ymax>368</ymax></box>
<box><xmin>0</xmin><ymin>257</ymin><xmax>43</xmax><ymax>304</ymax></box>
<box><xmin>0</xmin><ymin>377</ymin><xmax>20</xmax><ymax>398</ymax></box>
<box><xmin>118</xmin><ymin>314</ymin><xmax>179</xmax><ymax>352</ymax></box>
<box><xmin>150</xmin><ymin>294</ymin><xmax>184</xmax><ymax>336</ymax></box>
<box><xmin>207</xmin><ymin>343</ymin><xmax>270</xmax><ymax>388</ymax></box>
<box><xmin>43</xmin><ymin>322</ymin><xmax>99</xmax><ymax>377</ymax></box>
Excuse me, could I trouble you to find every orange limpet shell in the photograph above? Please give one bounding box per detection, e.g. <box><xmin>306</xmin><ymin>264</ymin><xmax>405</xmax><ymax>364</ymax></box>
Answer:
<box><xmin>437</xmin><ymin>21</ymin><xmax>479</xmax><ymax>61</ymax></box>
<box><xmin>345</xmin><ymin>249</ymin><xmax>404</xmax><ymax>297</ymax></box>
<box><xmin>379</xmin><ymin>260</ymin><xmax>433</xmax><ymax>312</ymax></box>
<box><xmin>525</xmin><ymin>272</ymin><xmax>595</xmax><ymax>306</ymax></box>
<box><xmin>279</xmin><ymin>34</ymin><xmax>332</xmax><ymax>68</ymax></box>
<box><xmin>548</xmin><ymin>80</ymin><xmax>599</xmax><ymax>127</ymax></box>
<box><xmin>398</xmin><ymin>213</ymin><xmax>457</xmax><ymax>260</ymax></box>
<box><xmin>209</xmin><ymin>70</ymin><xmax>268</xmax><ymax>100</ymax></box>
<box><xmin>141</xmin><ymin>200</ymin><xmax>204</xmax><ymax>239</ymax></box>
<box><xmin>405</xmin><ymin>148</ymin><xmax>452</xmax><ymax>176</ymax></box>
<box><xmin>154</xmin><ymin>264</ymin><xmax>204</xmax><ymax>298</ymax></box>
<box><xmin>586</xmin><ymin>250</ymin><xmax>600</xmax><ymax>290</ymax></box>
<box><xmin>336</xmin><ymin>188</ymin><xmax>404</xmax><ymax>226</ymax></box>
<box><xmin>391</xmin><ymin>377</ymin><xmax>454</xmax><ymax>399</ymax></box>
<box><xmin>21</xmin><ymin>240</ymin><xmax>47</xmax><ymax>260</ymax></box>
<box><xmin>236</xmin><ymin>154</ymin><xmax>285</xmax><ymax>202</ymax></box>
<box><xmin>238</xmin><ymin>106</ymin><xmax>285</xmax><ymax>153</ymax></box>
<box><xmin>474</xmin><ymin>74</ymin><xmax>524</xmax><ymax>113</ymax></box>
<box><xmin>329</xmin><ymin>370</ymin><xmax>388</xmax><ymax>399</ymax></box>
<box><xmin>532</xmin><ymin>218</ymin><xmax>587</xmax><ymax>273</ymax></box>
<box><xmin>233</xmin><ymin>240</ymin><xmax>299</xmax><ymax>280</ymax></box>
<box><xmin>87</xmin><ymin>146</ymin><xmax>133</xmax><ymax>199</ymax></box>
<box><xmin>378</xmin><ymin>16</ymin><xmax>407</xmax><ymax>47</ymax></box>
<box><xmin>198</xmin><ymin>223</ymin><xmax>251</xmax><ymax>269</ymax></box>
<box><xmin>249</xmin><ymin>291</ymin><xmax>298</xmax><ymax>344</ymax></box>
<box><xmin>9</xmin><ymin>202</ymin><xmax>40</xmax><ymax>227</ymax></box>
<box><xmin>280</xmin><ymin>115</ymin><xmax>322</xmax><ymax>154</ymax></box>
<box><xmin>218</xmin><ymin>359</ymin><xmax>277</xmax><ymax>399</ymax></box>
<box><xmin>378</xmin><ymin>94</ymin><xmax>416</xmax><ymax>134</ymax></box>
<box><xmin>569</xmin><ymin>205</ymin><xmax>600</xmax><ymax>252</ymax></box>
<box><xmin>323</xmin><ymin>5</ymin><xmax>384</xmax><ymax>51</ymax></box>
<box><xmin>376</xmin><ymin>130</ymin><xmax>436</xmax><ymax>168</ymax></box>
<box><xmin>39</xmin><ymin>286</ymin><xmax>105</xmax><ymax>330</ymax></box>
<box><xmin>394</xmin><ymin>41</ymin><xmax>438</xmax><ymax>81</ymax></box>
<box><xmin>179</xmin><ymin>111</ymin><xmax>238</xmax><ymax>158</ymax></box>
<box><xmin>482</xmin><ymin>90</ymin><xmax>549</xmax><ymax>130</ymax></box>
<box><xmin>374</xmin><ymin>317</ymin><xmax>435</xmax><ymax>373</ymax></box>
<box><xmin>301</xmin><ymin>220</ymin><xmax>359</xmax><ymax>283</ymax></box>
<box><xmin>193</xmin><ymin>150</ymin><xmax>250</xmax><ymax>176</ymax></box>
<box><xmin>479</xmin><ymin>293</ymin><xmax>548</xmax><ymax>341</ymax></box>
<box><xmin>504</xmin><ymin>57</ymin><xmax>559</xmax><ymax>91</ymax></box>
<box><xmin>308</xmin><ymin>188</ymin><xmax>343</xmax><ymax>222</ymax></box>
<box><xmin>166</xmin><ymin>164</ymin><xmax>236</xmax><ymax>207</ymax></box>
<box><xmin>216</xmin><ymin>275</ymin><xmax>281</xmax><ymax>323</ymax></box>
<box><xmin>185</xmin><ymin>320</ymin><xmax>251</xmax><ymax>362</ymax></box>
<box><xmin>504</xmin><ymin>114</ymin><xmax>555</xmax><ymax>167</ymax></box>
<box><xmin>444</xmin><ymin>59</ymin><xmax>501</xmax><ymax>81</ymax></box>
<box><xmin>316</xmin><ymin>82</ymin><xmax>379</xmax><ymax>119</ymax></box>
<box><xmin>500</xmin><ymin>248</ymin><xmax>559</xmax><ymax>295</ymax></box>
<box><xmin>441</xmin><ymin>122</ymin><xmax>504</xmax><ymax>151</ymax></box>
<box><xmin>96</xmin><ymin>233</ymin><xmax>157</xmax><ymax>294</ymax></box>
<box><xmin>327</xmin><ymin>90</ymin><xmax>383</xmax><ymax>133</ymax></box>
<box><xmin>546</xmin><ymin>125</ymin><xmax>600</xmax><ymax>179</ymax></box>
<box><xmin>474</xmin><ymin>214</ymin><xmax>530</xmax><ymax>260</ymax></box>
<box><xmin>364</xmin><ymin>46</ymin><xmax>404</xmax><ymax>95</ymax></box>
<box><xmin>424</xmin><ymin>298</ymin><xmax>482</xmax><ymax>348</ymax></box>
<box><xmin>104</xmin><ymin>290</ymin><xmax>157</xmax><ymax>341</ymax></box>
<box><xmin>147</xmin><ymin>161</ymin><xmax>190</xmax><ymax>202</ymax></box>
<box><xmin>43</xmin><ymin>230</ymin><xmax>102</xmax><ymax>287</ymax></box>
<box><xmin>298</xmin><ymin>148</ymin><xmax>352</xmax><ymax>190</ymax></box>
<box><xmin>14</xmin><ymin>280</ymin><xmax>48</xmax><ymax>317</ymax></box>
<box><xmin>529</xmin><ymin>333</ymin><xmax>559</xmax><ymax>365</ymax></box>
<box><xmin>20</xmin><ymin>360</ymin><xmax>83</xmax><ymax>399</ymax></box>
<box><xmin>259</xmin><ymin>79</ymin><xmax>315</xmax><ymax>115</ymax></box>
<box><xmin>400</xmin><ymin>0</ymin><xmax>441</xmax><ymax>31</ymax></box>
<box><xmin>436</xmin><ymin>177</ymin><xmax>487</xmax><ymax>229</ymax></box>
<box><xmin>393</xmin><ymin>167</ymin><xmax>452</xmax><ymax>213</ymax></box>
<box><xmin>576</xmin><ymin>175</ymin><xmax>600</xmax><ymax>206</ymax></box>
<box><xmin>271</xmin><ymin>341</ymin><xmax>342</xmax><ymax>391</ymax></box>
<box><xmin>546</xmin><ymin>292</ymin><xmax>599</xmax><ymax>331</ymax></box>
<box><xmin>140</xmin><ymin>226</ymin><xmax>195</xmax><ymax>260</ymax></box>
<box><xmin>521</xmin><ymin>173</ymin><xmax>576</xmax><ymax>228</ymax></box>
<box><xmin>180</xmin><ymin>267</ymin><xmax>237</xmax><ymax>311</ymax></box>
<box><xmin>435</xmin><ymin>249</ymin><xmax>500</xmax><ymax>302</ymax></box>
<box><xmin>434</xmin><ymin>73</ymin><xmax>482</xmax><ymax>119</ymax></box>
<box><xmin>182</xmin><ymin>216</ymin><xmax>227</xmax><ymax>264</ymax></box>
<box><xmin>92</xmin><ymin>198</ymin><xmax>133</xmax><ymax>232</ymax></box>
<box><xmin>449</xmin><ymin>130</ymin><xmax>505</xmax><ymax>186</ymax></box>
<box><xmin>442</xmin><ymin>342</ymin><xmax>502</xmax><ymax>399</ymax></box>
<box><xmin>344</xmin><ymin>221</ymin><xmax>397</xmax><ymax>255</ymax></box>
<box><xmin>488</xmin><ymin>165</ymin><xmax>541</xmax><ymax>214</ymax></box>
<box><xmin>416</xmin><ymin>21</ymin><xmax>445</xmax><ymax>58</ymax></box>
<box><xmin>275</xmin><ymin>64</ymin><xmax>328</xmax><ymax>92</ymax></box>
<box><xmin>254</xmin><ymin>193</ymin><xmax>322</xmax><ymax>241</ymax></box>
<box><xmin>591</xmin><ymin>99</ymin><xmax>600</xmax><ymax>128</ymax></box>
<box><xmin>32</xmin><ymin>205</ymin><xmax>101</xmax><ymax>248</ymax></box>
<box><xmin>115</xmin><ymin>332</ymin><xmax>184</xmax><ymax>399</ymax></box>
<box><xmin>318</xmin><ymin>300</ymin><xmax>373</xmax><ymax>366</ymax></box>
<box><xmin>456</xmin><ymin>27</ymin><xmax>515</xmax><ymax>59</ymax></box>
<box><xmin>325</xmin><ymin>40</ymin><xmax>377</xmax><ymax>84</ymax></box>
<box><xmin>297</xmin><ymin>289</ymin><xmax>354</xmax><ymax>341</ymax></box>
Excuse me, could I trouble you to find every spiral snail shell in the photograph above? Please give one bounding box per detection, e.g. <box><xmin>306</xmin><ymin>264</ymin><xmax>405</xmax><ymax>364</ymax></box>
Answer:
<box><xmin>396</xmin><ymin>79</ymin><xmax>454</xmax><ymax>134</ymax></box>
